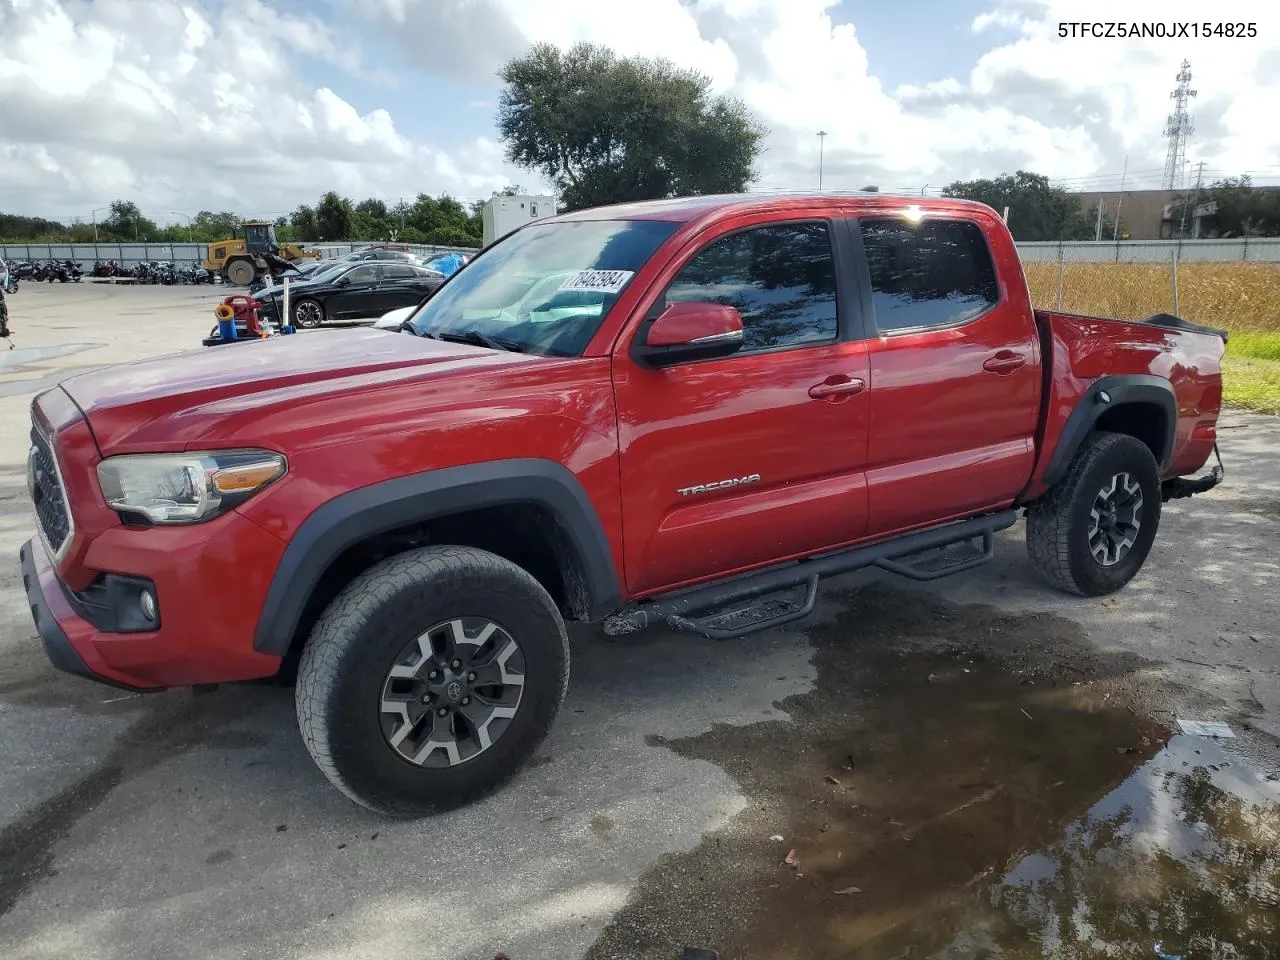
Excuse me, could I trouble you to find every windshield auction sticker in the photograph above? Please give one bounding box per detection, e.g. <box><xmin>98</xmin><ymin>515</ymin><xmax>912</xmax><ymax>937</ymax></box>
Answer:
<box><xmin>557</xmin><ymin>270</ymin><xmax>634</xmax><ymax>294</ymax></box>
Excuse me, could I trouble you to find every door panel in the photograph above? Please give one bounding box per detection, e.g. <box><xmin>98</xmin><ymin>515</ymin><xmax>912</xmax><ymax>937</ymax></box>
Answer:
<box><xmin>858</xmin><ymin>215</ymin><xmax>1040</xmax><ymax>535</ymax></box>
<box><xmin>613</xmin><ymin>218</ymin><xmax>871</xmax><ymax>595</ymax></box>
<box><xmin>330</xmin><ymin>263</ymin><xmax>380</xmax><ymax>318</ymax></box>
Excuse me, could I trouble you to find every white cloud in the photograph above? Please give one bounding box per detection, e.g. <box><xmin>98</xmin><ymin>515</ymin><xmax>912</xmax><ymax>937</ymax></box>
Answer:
<box><xmin>2</xmin><ymin>0</ymin><xmax>1279</xmax><ymax>225</ymax></box>
<box><xmin>0</xmin><ymin>0</ymin><xmax>524</xmax><ymax>222</ymax></box>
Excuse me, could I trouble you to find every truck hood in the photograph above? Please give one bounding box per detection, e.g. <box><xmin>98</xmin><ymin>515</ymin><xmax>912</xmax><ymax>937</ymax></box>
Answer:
<box><xmin>60</xmin><ymin>327</ymin><xmax>537</xmax><ymax>452</ymax></box>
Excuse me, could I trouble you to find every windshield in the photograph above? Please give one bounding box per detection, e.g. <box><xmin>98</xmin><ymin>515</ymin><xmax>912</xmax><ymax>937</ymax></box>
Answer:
<box><xmin>406</xmin><ymin>219</ymin><xmax>678</xmax><ymax>356</ymax></box>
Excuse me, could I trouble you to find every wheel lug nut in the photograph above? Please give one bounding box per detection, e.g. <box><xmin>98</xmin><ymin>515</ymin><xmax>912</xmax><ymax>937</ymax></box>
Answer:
<box><xmin>461</xmin><ymin>696</ymin><xmax>470</xmax><ymax>705</ymax></box>
<box><xmin>467</xmin><ymin>672</ymin><xmax>476</xmax><ymax>681</ymax></box>
<box><xmin>451</xmin><ymin>659</ymin><xmax>461</xmax><ymax>669</ymax></box>
<box><xmin>422</xmin><ymin>694</ymin><xmax>431</xmax><ymax>704</ymax></box>
<box><xmin>437</xmin><ymin>708</ymin><xmax>447</xmax><ymax>717</ymax></box>
<box><xmin>428</xmin><ymin>669</ymin><xmax>438</xmax><ymax>679</ymax></box>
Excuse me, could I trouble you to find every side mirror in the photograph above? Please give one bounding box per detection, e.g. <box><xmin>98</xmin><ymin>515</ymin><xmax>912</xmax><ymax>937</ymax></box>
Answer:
<box><xmin>335</xmin><ymin>276</ymin><xmax>350</xmax><ymax>287</ymax></box>
<box><xmin>634</xmin><ymin>301</ymin><xmax>745</xmax><ymax>367</ymax></box>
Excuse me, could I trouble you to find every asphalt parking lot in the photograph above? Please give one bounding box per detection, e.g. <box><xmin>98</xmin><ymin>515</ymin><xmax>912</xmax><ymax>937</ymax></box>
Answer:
<box><xmin>1</xmin><ymin>283</ymin><xmax>1278</xmax><ymax>959</ymax></box>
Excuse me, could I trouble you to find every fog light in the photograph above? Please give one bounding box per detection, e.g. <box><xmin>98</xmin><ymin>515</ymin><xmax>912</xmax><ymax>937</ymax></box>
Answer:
<box><xmin>139</xmin><ymin>590</ymin><xmax>157</xmax><ymax>623</ymax></box>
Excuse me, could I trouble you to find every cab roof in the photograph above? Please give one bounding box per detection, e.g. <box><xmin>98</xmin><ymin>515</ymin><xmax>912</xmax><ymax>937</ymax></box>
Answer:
<box><xmin>548</xmin><ymin>191</ymin><xmax>999</xmax><ymax>225</ymax></box>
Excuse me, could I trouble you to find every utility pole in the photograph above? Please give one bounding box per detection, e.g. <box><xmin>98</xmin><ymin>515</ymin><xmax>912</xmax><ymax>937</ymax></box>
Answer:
<box><xmin>1178</xmin><ymin>160</ymin><xmax>1204</xmax><ymax>238</ymax></box>
<box><xmin>1094</xmin><ymin>198</ymin><xmax>1104</xmax><ymax>241</ymax></box>
<box><xmin>1112</xmin><ymin>155</ymin><xmax>1128</xmax><ymax>241</ymax></box>
<box><xmin>1190</xmin><ymin>160</ymin><xmax>1206</xmax><ymax>237</ymax></box>
<box><xmin>816</xmin><ymin>131</ymin><xmax>828</xmax><ymax>190</ymax></box>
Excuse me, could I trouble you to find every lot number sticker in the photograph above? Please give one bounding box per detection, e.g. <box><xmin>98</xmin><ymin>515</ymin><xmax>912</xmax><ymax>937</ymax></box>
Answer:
<box><xmin>558</xmin><ymin>270</ymin><xmax>634</xmax><ymax>294</ymax></box>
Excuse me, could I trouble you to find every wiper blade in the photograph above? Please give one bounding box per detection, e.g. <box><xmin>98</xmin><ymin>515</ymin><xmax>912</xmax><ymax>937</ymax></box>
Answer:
<box><xmin>431</xmin><ymin>330</ymin><xmax>524</xmax><ymax>353</ymax></box>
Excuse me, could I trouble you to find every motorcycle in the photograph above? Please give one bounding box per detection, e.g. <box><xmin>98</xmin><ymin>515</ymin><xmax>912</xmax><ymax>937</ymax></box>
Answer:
<box><xmin>44</xmin><ymin>260</ymin><xmax>69</xmax><ymax>283</ymax></box>
<box><xmin>63</xmin><ymin>260</ymin><xmax>83</xmax><ymax>282</ymax></box>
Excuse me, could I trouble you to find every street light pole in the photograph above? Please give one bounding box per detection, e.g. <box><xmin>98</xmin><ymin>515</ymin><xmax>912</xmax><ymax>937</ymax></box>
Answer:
<box><xmin>91</xmin><ymin>206</ymin><xmax>109</xmax><ymax>243</ymax></box>
<box><xmin>816</xmin><ymin>130</ymin><xmax>828</xmax><ymax>190</ymax></box>
<box><xmin>170</xmin><ymin>212</ymin><xmax>194</xmax><ymax>242</ymax></box>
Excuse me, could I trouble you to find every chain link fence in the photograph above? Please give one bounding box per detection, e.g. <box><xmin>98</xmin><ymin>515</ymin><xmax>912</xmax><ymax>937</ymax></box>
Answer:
<box><xmin>1022</xmin><ymin>243</ymin><xmax>1280</xmax><ymax>331</ymax></box>
<box><xmin>0</xmin><ymin>240</ymin><xmax>478</xmax><ymax>270</ymax></box>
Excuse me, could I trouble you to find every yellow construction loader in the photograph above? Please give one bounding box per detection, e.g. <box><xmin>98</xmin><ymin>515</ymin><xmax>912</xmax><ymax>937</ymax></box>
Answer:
<box><xmin>201</xmin><ymin>220</ymin><xmax>320</xmax><ymax>286</ymax></box>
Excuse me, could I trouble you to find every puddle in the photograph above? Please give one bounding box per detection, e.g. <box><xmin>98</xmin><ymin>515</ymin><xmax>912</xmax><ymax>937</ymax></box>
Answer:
<box><xmin>0</xmin><ymin>342</ymin><xmax>100</xmax><ymax>371</ymax></box>
<box><xmin>936</xmin><ymin>735</ymin><xmax>1280</xmax><ymax>959</ymax></box>
<box><xmin>587</xmin><ymin>585</ymin><xmax>1278</xmax><ymax>960</ymax></box>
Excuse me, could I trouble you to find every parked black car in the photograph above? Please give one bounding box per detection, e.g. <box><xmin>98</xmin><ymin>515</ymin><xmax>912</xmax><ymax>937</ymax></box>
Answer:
<box><xmin>253</xmin><ymin>261</ymin><xmax>446</xmax><ymax>328</ymax></box>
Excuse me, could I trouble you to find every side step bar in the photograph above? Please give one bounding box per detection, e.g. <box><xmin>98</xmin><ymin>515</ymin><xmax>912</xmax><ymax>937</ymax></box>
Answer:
<box><xmin>603</xmin><ymin>510</ymin><xmax>1018</xmax><ymax>640</ymax></box>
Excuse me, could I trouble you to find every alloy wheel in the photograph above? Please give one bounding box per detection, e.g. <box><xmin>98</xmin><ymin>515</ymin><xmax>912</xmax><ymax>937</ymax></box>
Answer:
<box><xmin>378</xmin><ymin>618</ymin><xmax>526</xmax><ymax>768</ymax></box>
<box><xmin>294</xmin><ymin>301</ymin><xmax>323</xmax><ymax>327</ymax></box>
<box><xmin>1088</xmin><ymin>471</ymin><xmax>1144</xmax><ymax>566</ymax></box>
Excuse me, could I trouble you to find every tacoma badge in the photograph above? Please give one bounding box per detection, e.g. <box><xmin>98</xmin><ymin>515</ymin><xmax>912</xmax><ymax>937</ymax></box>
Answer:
<box><xmin>677</xmin><ymin>474</ymin><xmax>762</xmax><ymax>497</ymax></box>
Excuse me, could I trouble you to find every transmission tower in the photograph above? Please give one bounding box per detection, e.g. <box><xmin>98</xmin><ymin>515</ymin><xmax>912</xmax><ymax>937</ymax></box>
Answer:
<box><xmin>1162</xmin><ymin>60</ymin><xmax>1196</xmax><ymax>189</ymax></box>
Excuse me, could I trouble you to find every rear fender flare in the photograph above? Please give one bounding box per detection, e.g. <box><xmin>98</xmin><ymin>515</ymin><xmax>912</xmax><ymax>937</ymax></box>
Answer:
<box><xmin>1039</xmin><ymin>374</ymin><xmax>1177</xmax><ymax>488</ymax></box>
<box><xmin>252</xmin><ymin>459</ymin><xmax>620</xmax><ymax>655</ymax></box>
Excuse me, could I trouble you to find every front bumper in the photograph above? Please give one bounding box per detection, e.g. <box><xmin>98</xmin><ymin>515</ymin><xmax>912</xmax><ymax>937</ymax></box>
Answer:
<box><xmin>20</xmin><ymin>538</ymin><xmax>157</xmax><ymax>692</ymax></box>
<box><xmin>19</xmin><ymin>512</ymin><xmax>289</xmax><ymax>690</ymax></box>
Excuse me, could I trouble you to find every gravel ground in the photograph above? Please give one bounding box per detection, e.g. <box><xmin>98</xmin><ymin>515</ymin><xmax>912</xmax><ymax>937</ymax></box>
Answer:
<box><xmin>0</xmin><ymin>283</ymin><xmax>1276</xmax><ymax>959</ymax></box>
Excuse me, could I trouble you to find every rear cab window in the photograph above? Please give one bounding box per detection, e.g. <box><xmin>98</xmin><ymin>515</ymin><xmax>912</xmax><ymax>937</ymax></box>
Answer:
<box><xmin>859</xmin><ymin>218</ymin><xmax>999</xmax><ymax>334</ymax></box>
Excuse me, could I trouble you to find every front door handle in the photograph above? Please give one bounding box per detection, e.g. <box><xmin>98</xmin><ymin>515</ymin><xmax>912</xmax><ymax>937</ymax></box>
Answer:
<box><xmin>809</xmin><ymin>375</ymin><xmax>866</xmax><ymax>401</ymax></box>
<box><xmin>983</xmin><ymin>351</ymin><xmax>1026</xmax><ymax>374</ymax></box>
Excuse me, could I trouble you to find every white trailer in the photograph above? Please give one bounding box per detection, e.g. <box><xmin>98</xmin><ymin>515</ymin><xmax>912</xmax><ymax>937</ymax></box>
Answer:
<box><xmin>481</xmin><ymin>195</ymin><xmax>558</xmax><ymax>247</ymax></box>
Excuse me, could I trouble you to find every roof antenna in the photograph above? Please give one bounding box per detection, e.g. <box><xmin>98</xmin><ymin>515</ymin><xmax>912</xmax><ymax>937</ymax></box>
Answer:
<box><xmin>861</xmin><ymin>185</ymin><xmax>879</xmax><ymax>192</ymax></box>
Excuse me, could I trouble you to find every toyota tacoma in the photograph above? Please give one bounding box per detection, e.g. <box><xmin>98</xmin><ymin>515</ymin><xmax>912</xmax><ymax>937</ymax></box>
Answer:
<box><xmin>20</xmin><ymin>193</ymin><xmax>1226</xmax><ymax>816</ymax></box>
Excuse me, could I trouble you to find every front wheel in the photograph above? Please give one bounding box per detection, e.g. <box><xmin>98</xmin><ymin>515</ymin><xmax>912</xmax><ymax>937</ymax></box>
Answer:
<box><xmin>1026</xmin><ymin>432</ymin><xmax>1162</xmax><ymax>597</ymax></box>
<box><xmin>292</xmin><ymin>298</ymin><xmax>324</xmax><ymax>328</ymax></box>
<box><xmin>295</xmin><ymin>546</ymin><xmax>569</xmax><ymax>817</ymax></box>
<box><xmin>225</xmin><ymin>259</ymin><xmax>256</xmax><ymax>286</ymax></box>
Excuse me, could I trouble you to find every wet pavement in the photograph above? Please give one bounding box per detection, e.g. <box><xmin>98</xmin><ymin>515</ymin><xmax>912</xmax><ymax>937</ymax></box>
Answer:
<box><xmin>0</xmin><ymin>343</ymin><xmax>104</xmax><ymax>398</ymax></box>
<box><xmin>588</xmin><ymin>586</ymin><xmax>1280</xmax><ymax>960</ymax></box>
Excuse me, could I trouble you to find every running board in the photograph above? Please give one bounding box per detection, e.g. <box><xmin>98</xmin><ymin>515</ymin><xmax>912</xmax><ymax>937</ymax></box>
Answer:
<box><xmin>602</xmin><ymin>510</ymin><xmax>1018</xmax><ymax>640</ymax></box>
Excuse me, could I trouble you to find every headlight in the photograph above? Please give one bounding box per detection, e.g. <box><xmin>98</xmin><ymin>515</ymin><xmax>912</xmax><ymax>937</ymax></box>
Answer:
<box><xmin>96</xmin><ymin>450</ymin><xmax>286</xmax><ymax>524</ymax></box>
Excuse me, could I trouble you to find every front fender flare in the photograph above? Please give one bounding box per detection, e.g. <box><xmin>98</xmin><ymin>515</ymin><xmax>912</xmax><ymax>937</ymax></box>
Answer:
<box><xmin>252</xmin><ymin>459</ymin><xmax>621</xmax><ymax>655</ymax></box>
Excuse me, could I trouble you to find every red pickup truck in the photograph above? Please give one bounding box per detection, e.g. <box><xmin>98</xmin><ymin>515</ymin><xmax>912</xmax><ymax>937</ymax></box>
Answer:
<box><xmin>21</xmin><ymin>193</ymin><xmax>1226</xmax><ymax>816</ymax></box>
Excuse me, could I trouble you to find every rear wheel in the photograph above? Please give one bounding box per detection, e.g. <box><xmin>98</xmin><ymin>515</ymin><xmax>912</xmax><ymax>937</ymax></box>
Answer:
<box><xmin>225</xmin><ymin>259</ymin><xmax>256</xmax><ymax>286</ymax></box>
<box><xmin>292</xmin><ymin>298</ymin><xmax>324</xmax><ymax>328</ymax></box>
<box><xmin>295</xmin><ymin>546</ymin><xmax>569</xmax><ymax>817</ymax></box>
<box><xmin>1026</xmin><ymin>432</ymin><xmax>1161</xmax><ymax>596</ymax></box>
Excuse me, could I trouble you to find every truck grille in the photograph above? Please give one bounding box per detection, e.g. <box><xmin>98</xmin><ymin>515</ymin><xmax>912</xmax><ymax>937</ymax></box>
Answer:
<box><xmin>28</xmin><ymin>427</ymin><xmax>71</xmax><ymax>556</ymax></box>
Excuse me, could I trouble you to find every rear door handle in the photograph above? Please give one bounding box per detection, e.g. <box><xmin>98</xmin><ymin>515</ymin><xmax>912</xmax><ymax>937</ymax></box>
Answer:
<box><xmin>983</xmin><ymin>351</ymin><xmax>1026</xmax><ymax>374</ymax></box>
<box><xmin>809</xmin><ymin>375</ymin><xmax>866</xmax><ymax>401</ymax></box>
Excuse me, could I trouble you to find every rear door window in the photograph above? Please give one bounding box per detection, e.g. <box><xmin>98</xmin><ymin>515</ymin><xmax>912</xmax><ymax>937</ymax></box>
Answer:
<box><xmin>859</xmin><ymin>218</ymin><xmax>999</xmax><ymax>333</ymax></box>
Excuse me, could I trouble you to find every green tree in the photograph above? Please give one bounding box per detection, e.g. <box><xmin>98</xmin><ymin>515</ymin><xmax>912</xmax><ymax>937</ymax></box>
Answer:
<box><xmin>101</xmin><ymin>200</ymin><xmax>157</xmax><ymax>241</ymax></box>
<box><xmin>290</xmin><ymin>204</ymin><xmax>319</xmax><ymax>241</ymax></box>
<box><xmin>314</xmin><ymin>192</ymin><xmax>353</xmax><ymax>240</ymax></box>
<box><xmin>497</xmin><ymin>42</ymin><xmax>766</xmax><ymax>211</ymax></box>
<box><xmin>942</xmin><ymin>171</ymin><xmax>1106</xmax><ymax>241</ymax></box>
<box><xmin>192</xmin><ymin>210</ymin><xmax>241</xmax><ymax>240</ymax></box>
<box><xmin>0</xmin><ymin>213</ymin><xmax>67</xmax><ymax>240</ymax></box>
<box><xmin>1191</xmin><ymin>176</ymin><xmax>1280</xmax><ymax>237</ymax></box>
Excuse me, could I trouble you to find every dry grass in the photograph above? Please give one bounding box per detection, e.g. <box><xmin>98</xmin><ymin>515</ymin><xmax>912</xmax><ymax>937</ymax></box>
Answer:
<box><xmin>1023</xmin><ymin>261</ymin><xmax>1280</xmax><ymax>414</ymax></box>
<box><xmin>1023</xmin><ymin>262</ymin><xmax>1280</xmax><ymax>332</ymax></box>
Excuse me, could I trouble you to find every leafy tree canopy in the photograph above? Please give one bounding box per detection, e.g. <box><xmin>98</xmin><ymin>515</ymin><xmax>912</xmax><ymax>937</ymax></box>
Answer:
<box><xmin>942</xmin><ymin>170</ymin><xmax>1112</xmax><ymax>241</ymax></box>
<box><xmin>498</xmin><ymin>42</ymin><xmax>767</xmax><ymax>211</ymax></box>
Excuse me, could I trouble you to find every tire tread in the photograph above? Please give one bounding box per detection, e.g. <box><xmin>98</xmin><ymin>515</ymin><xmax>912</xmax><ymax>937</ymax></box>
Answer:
<box><xmin>295</xmin><ymin>545</ymin><xmax>568</xmax><ymax>816</ymax></box>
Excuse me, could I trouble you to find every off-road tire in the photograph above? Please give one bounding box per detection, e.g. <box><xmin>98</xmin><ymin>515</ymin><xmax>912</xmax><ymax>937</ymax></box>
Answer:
<box><xmin>225</xmin><ymin>258</ymin><xmax>256</xmax><ymax>286</ymax></box>
<box><xmin>295</xmin><ymin>545</ymin><xmax>569</xmax><ymax>817</ymax></box>
<box><xmin>291</xmin><ymin>298</ymin><xmax>325</xmax><ymax>328</ymax></box>
<box><xmin>1026</xmin><ymin>431</ymin><xmax>1161</xmax><ymax>597</ymax></box>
